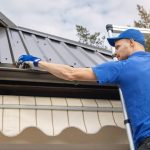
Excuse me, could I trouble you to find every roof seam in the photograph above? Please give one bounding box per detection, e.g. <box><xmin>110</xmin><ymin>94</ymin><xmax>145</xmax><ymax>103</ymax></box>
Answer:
<box><xmin>47</xmin><ymin>39</ymin><xmax>69</xmax><ymax>65</ymax></box>
<box><xmin>77</xmin><ymin>47</ymin><xmax>98</xmax><ymax>65</ymax></box>
<box><xmin>61</xmin><ymin>42</ymin><xmax>86</xmax><ymax>67</ymax></box>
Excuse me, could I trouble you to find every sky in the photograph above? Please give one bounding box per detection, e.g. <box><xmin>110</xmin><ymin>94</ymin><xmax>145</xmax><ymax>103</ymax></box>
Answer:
<box><xmin>0</xmin><ymin>0</ymin><xmax>149</xmax><ymax>41</ymax></box>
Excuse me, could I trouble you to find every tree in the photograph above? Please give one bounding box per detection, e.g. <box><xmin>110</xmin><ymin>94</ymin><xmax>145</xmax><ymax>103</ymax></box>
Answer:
<box><xmin>134</xmin><ymin>4</ymin><xmax>150</xmax><ymax>51</ymax></box>
<box><xmin>76</xmin><ymin>25</ymin><xmax>107</xmax><ymax>49</ymax></box>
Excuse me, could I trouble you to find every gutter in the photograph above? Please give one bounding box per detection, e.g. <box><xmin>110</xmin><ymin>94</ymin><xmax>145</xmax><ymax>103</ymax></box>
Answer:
<box><xmin>0</xmin><ymin>67</ymin><xmax>120</xmax><ymax>99</ymax></box>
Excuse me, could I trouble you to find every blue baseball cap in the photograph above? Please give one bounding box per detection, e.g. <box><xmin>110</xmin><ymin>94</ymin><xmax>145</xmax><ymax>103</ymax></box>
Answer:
<box><xmin>107</xmin><ymin>29</ymin><xmax>145</xmax><ymax>47</ymax></box>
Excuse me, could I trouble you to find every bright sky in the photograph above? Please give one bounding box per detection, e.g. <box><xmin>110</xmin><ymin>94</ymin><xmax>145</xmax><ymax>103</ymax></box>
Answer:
<box><xmin>0</xmin><ymin>0</ymin><xmax>149</xmax><ymax>41</ymax></box>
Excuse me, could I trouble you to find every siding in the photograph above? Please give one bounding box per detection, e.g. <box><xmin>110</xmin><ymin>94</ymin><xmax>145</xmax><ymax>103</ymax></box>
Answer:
<box><xmin>0</xmin><ymin>95</ymin><xmax>124</xmax><ymax>137</ymax></box>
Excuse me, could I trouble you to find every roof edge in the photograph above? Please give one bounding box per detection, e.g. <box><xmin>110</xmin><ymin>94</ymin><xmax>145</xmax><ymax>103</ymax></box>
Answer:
<box><xmin>0</xmin><ymin>67</ymin><xmax>120</xmax><ymax>99</ymax></box>
<box><xmin>0</xmin><ymin>12</ymin><xmax>17</xmax><ymax>28</ymax></box>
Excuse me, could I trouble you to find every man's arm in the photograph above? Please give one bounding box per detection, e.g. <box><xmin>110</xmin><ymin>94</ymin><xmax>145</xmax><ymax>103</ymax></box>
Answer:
<box><xmin>38</xmin><ymin>61</ymin><xmax>97</xmax><ymax>81</ymax></box>
<box><xmin>17</xmin><ymin>55</ymin><xmax>97</xmax><ymax>81</ymax></box>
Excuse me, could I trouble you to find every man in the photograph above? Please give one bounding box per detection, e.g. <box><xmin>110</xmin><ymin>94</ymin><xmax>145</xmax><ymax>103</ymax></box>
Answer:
<box><xmin>18</xmin><ymin>29</ymin><xmax>150</xmax><ymax>150</ymax></box>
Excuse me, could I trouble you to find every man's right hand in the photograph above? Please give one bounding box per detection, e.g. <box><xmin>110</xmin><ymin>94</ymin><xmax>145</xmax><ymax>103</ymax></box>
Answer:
<box><xmin>17</xmin><ymin>55</ymin><xmax>41</xmax><ymax>69</ymax></box>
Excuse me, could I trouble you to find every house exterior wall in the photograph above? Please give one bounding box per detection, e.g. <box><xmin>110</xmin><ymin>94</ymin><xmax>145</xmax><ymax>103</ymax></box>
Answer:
<box><xmin>0</xmin><ymin>95</ymin><xmax>129</xmax><ymax>150</ymax></box>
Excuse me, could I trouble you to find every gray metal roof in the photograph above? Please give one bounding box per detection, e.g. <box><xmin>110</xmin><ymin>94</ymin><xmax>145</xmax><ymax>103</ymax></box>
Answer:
<box><xmin>0</xmin><ymin>12</ymin><xmax>112</xmax><ymax>67</ymax></box>
<box><xmin>0</xmin><ymin>13</ymin><xmax>119</xmax><ymax>99</ymax></box>
<box><xmin>0</xmin><ymin>26</ymin><xmax>111</xmax><ymax>67</ymax></box>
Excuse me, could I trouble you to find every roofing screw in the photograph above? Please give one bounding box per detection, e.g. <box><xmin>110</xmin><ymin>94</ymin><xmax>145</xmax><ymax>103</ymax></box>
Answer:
<box><xmin>74</xmin><ymin>63</ymin><xmax>76</xmax><ymax>66</ymax></box>
<box><xmin>49</xmin><ymin>58</ymin><xmax>51</xmax><ymax>62</ymax></box>
<box><xmin>5</xmin><ymin>58</ymin><xmax>8</xmax><ymax>60</ymax></box>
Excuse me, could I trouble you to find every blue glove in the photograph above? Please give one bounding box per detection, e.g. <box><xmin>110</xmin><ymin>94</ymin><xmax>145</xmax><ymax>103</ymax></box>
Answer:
<box><xmin>17</xmin><ymin>55</ymin><xmax>41</xmax><ymax>69</ymax></box>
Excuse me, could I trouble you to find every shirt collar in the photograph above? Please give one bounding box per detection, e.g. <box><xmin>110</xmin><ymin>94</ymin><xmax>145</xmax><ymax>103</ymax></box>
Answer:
<box><xmin>128</xmin><ymin>51</ymin><xmax>147</xmax><ymax>58</ymax></box>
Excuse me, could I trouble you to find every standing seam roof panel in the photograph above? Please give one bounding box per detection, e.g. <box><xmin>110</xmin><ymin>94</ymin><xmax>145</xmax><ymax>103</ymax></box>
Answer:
<box><xmin>0</xmin><ymin>27</ymin><xmax>12</xmax><ymax>63</ymax></box>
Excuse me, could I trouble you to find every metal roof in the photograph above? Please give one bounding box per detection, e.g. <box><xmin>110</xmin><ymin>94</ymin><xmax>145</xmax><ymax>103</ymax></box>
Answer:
<box><xmin>0</xmin><ymin>12</ymin><xmax>16</xmax><ymax>28</ymax></box>
<box><xmin>0</xmin><ymin>26</ymin><xmax>111</xmax><ymax>66</ymax></box>
<box><xmin>0</xmin><ymin>13</ymin><xmax>119</xmax><ymax>99</ymax></box>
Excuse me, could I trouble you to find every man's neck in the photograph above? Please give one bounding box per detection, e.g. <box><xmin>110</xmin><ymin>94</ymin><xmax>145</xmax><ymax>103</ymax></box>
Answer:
<box><xmin>132</xmin><ymin>44</ymin><xmax>145</xmax><ymax>53</ymax></box>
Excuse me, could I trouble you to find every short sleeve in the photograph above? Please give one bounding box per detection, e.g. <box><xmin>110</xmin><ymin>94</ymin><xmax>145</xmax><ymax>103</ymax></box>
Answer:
<box><xmin>92</xmin><ymin>61</ymin><xmax>122</xmax><ymax>85</ymax></box>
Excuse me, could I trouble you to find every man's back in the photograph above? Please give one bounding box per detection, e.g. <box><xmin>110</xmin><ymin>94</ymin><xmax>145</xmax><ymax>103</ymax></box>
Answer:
<box><xmin>92</xmin><ymin>51</ymin><xmax>150</xmax><ymax>148</ymax></box>
<box><xmin>119</xmin><ymin>51</ymin><xmax>150</xmax><ymax>148</ymax></box>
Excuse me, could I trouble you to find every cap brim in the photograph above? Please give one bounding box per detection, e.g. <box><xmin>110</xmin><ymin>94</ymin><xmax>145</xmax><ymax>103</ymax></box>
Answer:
<box><xmin>107</xmin><ymin>37</ymin><xmax>121</xmax><ymax>47</ymax></box>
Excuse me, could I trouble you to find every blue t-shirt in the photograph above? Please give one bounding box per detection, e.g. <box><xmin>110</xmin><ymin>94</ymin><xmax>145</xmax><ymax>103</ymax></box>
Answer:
<box><xmin>92</xmin><ymin>51</ymin><xmax>150</xmax><ymax>149</ymax></box>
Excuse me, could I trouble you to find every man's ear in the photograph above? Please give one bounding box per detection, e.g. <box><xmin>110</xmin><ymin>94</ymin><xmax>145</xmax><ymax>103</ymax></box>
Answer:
<box><xmin>130</xmin><ymin>39</ymin><xmax>135</xmax><ymax>47</ymax></box>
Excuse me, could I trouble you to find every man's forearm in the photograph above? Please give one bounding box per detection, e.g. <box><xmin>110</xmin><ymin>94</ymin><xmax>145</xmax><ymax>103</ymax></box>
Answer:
<box><xmin>17</xmin><ymin>55</ymin><xmax>96</xmax><ymax>81</ymax></box>
<box><xmin>38</xmin><ymin>61</ymin><xmax>75</xmax><ymax>81</ymax></box>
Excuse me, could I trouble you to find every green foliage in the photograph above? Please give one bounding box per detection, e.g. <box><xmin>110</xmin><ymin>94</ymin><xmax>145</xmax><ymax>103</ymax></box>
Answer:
<box><xmin>76</xmin><ymin>25</ymin><xmax>107</xmax><ymax>49</ymax></box>
<box><xmin>134</xmin><ymin>5</ymin><xmax>150</xmax><ymax>51</ymax></box>
<box><xmin>76</xmin><ymin>5</ymin><xmax>150</xmax><ymax>51</ymax></box>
